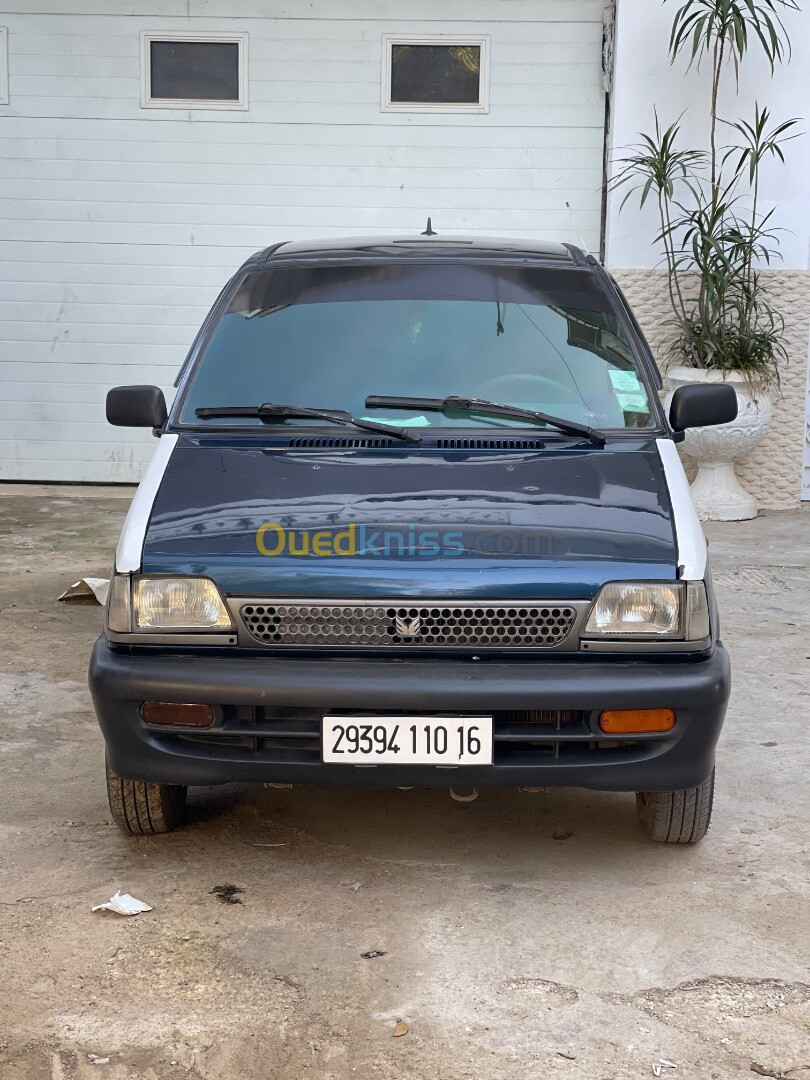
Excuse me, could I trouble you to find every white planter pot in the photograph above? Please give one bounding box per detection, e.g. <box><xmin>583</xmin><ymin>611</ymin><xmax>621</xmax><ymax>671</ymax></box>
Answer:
<box><xmin>664</xmin><ymin>365</ymin><xmax>772</xmax><ymax>521</ymax></box>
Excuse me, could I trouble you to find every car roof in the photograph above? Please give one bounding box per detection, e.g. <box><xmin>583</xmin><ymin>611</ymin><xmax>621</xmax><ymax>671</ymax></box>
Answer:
<box><xmin>244</xmin><ymin>234</ymin><xmax>592</xmax><ymax>268</ymax></box>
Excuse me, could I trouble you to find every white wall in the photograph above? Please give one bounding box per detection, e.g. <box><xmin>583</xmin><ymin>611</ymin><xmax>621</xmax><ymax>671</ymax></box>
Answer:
<box><xmin>605</xmin><ymin>0</ymin><xmax>810</xmax><ymax>271</ymax></box>
<box><xmin>0</xmin><ymin>0</ymin><xmax>607</xmax><ymax>481</ymax></box>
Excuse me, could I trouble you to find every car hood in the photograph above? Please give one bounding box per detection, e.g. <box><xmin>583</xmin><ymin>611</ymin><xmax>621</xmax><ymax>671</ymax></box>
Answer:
<box><xmin>140</xmin><ymin>436</ymin><xmax>677</xmax><ymax>598</ymax></box>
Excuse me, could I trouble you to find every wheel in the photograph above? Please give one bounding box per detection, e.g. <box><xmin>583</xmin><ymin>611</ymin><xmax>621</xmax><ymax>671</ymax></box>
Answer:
<box><xmin>105</xmin><ymin>758</ymin><xmax>187</xmax><ymax>835</ymax></box>
<box><xmin>635</xmin><ymin>768</ymin><xmax>714</xmax><ymax>844</ymax></box>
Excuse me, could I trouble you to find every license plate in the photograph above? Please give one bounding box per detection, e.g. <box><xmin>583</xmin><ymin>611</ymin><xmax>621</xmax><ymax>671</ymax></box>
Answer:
<box><xmin>322</xmin><ymin>715</ymin><xmax>493</xmax><ymax>765</ymax></box>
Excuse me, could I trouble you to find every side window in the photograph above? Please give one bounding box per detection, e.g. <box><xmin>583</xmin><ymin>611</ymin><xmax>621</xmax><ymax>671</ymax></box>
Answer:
<box><xmin>0</xmin><ymin>28</ymin><xmax>8</xmax><ymax>106</ymax></box>
<box><xmin>140</xmin><ymin>32</ymin><xmax>248</xmax><ymax>110</ymax></box>
<box><xmin>382</xmin><ymin>35</ymin><xmax>489</xmax><ymax>114</ymax></box>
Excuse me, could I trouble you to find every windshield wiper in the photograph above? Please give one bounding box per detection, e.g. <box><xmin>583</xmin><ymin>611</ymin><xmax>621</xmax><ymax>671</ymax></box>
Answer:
<box><xmin>364</xmin><ymin>395</ymin><xmax>606</xmax><ymax>445</ymax></box>
<box><xmin>194</xmin><ymin>403</ymin><xmax>422</xmax><ymax>444</ymax></box>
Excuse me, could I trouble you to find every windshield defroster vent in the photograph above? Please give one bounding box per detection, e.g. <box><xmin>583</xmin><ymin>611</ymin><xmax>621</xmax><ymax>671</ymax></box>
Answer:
<box><xmin>434</xmin><ymin>437</ymin><xmax>546</xmax><ymax>450</ymax></box>
<box><xmin>287</xmin><ymin>436</ymin><xmax>396</xmax><ymax>449</ymax></box>
<box><xmin>285</xmin><ymin>436</ymin><xmax>548</xmax><ymax>450</ymax></box>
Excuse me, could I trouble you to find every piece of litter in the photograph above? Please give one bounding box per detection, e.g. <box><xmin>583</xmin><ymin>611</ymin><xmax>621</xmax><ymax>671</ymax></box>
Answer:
<box><xmin>360</xmin><ymin>949</ymin><xmax>386</xmax><ymax>959</ymax></box>
<box><xmin>653</xmin><ymin>1063</ymin><xmax>678</xmax><ymax>1077</ymax></box>
<box><xmin>210</xmin><ymin>884</ymin><xmax>244</xmax><ymax>905</ymax></box>
<box><xmin>392</xmin><ymin>1019</ymin><xmax>409</xmax><ymax>1038</ymax></box>
<box><xmin>58</xmin><ymin>577</ymin><xmax>110</xmax><ymax>605</ymax></box>
<box><xmin>91</xmin><ymin>890</ymin><xmax>152</xmax><ymax>916</ymax></box>
<box><xmin>248</xmin><ymin>842</ymin><xmax>288</xmax><ymax>848</ymax></box>
<box><xmin>553</xmin><ymin>830</ymin><xmax>573</xmax><ymax>840</ymax></box>
<box><xmin>87</xmin><ymin>1054</ymin><xmax>110</xmax><ymax>1065</ymax></box>
<box><xmin>341</xmin><ymin>880</ymin><xmax>363</xmax><ymax>891</ymax></box>
<box><xmin>556</xmin><ymin>1051</ymin><xmax>577</xmax><ymax>1060</ymax></box>
<box><xmin>749</xmin><ymin>1065</ymin><xmax>804</xmax><ymax>1079</ymax></box>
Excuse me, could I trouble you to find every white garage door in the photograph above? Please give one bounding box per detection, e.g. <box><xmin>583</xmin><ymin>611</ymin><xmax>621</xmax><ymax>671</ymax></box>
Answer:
<box><xmin>0</xmin><ymin>0</ymin><xmax>607</xmax><ymax>481</ymax></box>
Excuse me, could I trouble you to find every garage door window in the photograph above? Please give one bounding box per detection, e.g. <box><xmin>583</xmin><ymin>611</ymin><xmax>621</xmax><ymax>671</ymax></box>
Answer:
<box><xmin>382</xmin><ymin>35</ymin><xmax>489</xmax><ymax>113</ymax></box>
<box><xmin>141</xmin><ymin>32</ymin><xmax>248</xmax><ymax>110</ymax></box>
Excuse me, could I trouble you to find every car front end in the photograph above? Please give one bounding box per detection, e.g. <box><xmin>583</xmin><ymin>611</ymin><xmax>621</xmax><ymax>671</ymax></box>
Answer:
<box><xmin>90</xmin><ymin>234</ymin><xmax>734</xmax><ymax>839</ymax></box>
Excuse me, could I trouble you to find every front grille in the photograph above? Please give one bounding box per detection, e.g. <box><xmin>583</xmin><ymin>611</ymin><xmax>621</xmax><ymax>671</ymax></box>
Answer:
<box><xmin>165</xmin><ymin>707</ymin><xmax>588</xmax><ymax>763</ymax></box>
<box><xmin>157</xmin><ymin>707</ymin><xmax>654</xmax><ymax>768</ymax></box>
<box><xmin>240</xmin><ymin>601</ymin><xmax>578</xmax><ymax>650</ymax></box>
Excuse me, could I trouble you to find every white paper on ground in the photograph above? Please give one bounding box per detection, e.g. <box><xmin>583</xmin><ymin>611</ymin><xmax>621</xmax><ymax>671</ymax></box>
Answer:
<box><xmin>92</xmin><ymin>890</ymin><xmax>152</xmax><ymax>916</ymax></box>
<box><xmin>57</xmin><ymin>577</ymin><xmax>110</xmax><ymax>605</ymax></box>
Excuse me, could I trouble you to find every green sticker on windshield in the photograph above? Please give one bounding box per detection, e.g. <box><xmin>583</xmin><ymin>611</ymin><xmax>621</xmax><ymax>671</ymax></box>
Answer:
<box><xmin>609</xmin><ymin>369</ymin><xmax>648</xmax><ymax>413</ymax></box>
<box><xmin>609</xmin><ymin>369</ymin><xmax>642</xmax><ymax>393</ymax></box>
<box><xmin>619</xmin><ymin>394</ymin><xmax>648</xmax><ymax>410</ymax></box>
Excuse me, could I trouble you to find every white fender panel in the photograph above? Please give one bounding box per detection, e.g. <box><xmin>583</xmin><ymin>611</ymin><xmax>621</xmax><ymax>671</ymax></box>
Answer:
<box><xmin>115</xmin><ymin>434</ymin><xmax>179</xmax><ymax>573</ymax></box>
<box><xmin>656</xmin><ymin>438</ymin><xmax>707</xmax><ymax>580</ymax></box>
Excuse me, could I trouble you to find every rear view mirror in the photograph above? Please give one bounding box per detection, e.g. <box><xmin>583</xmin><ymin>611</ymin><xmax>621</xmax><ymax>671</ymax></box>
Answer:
<box><xmin>669</xmin><ymin>383</ymin><xmax>737</xmax><ymax>433</ymax></box>
<box><xmin>106</xmin><ymin>385</ymin><xmax>168</xmax><ymax>429</ymax></box>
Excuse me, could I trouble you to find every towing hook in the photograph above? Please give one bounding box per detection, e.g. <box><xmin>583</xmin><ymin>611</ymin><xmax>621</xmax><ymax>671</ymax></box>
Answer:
<box><xmin>449</xmin><ymin>787</ymin><xmax>479</xmax><ymax>803</ymax></box>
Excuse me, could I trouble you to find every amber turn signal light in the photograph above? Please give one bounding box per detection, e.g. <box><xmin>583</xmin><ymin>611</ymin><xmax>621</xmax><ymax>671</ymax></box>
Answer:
<box><xmin>599</xmin><ymin>708</ymin><xmax>675</xmax><ymax>734</ymax></box>
<box><xmin>141</xmin><ymin>702</ymin><xmax>215</xmax><ymax>727</ymax></box>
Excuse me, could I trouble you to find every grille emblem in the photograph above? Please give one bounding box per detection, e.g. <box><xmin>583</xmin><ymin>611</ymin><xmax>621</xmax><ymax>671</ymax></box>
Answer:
<box><xmin>395</xmin><ymin>614</ymin><xmax>422</xmax><ymax>638</ymax></box>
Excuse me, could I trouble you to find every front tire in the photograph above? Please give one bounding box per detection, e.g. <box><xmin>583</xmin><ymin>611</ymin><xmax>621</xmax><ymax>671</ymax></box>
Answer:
<box><xmin>636</xmin><ymin>768</ymin><xmax>714</xmax><ymax>844</ymax></box>
<box><xmin>105</xmin><ymin>758</ymin><xmax>187</xmax><ymax>835</ymax></box>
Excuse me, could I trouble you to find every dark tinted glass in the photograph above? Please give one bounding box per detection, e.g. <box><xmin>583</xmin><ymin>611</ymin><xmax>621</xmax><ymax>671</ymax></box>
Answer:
<box><xmin>179</xmin><ymin>264</ymin><xmax>654</xmax><ymax>431</ymax></box>
<box><xmin>150</xmin><ymin>40</ymin><xmax>239</xmax><ymax>102</ymax></box>
<box><xmin>390</xmin><ymin>44</ymin><xmax>480</xmax><ymax>104</ymax></box>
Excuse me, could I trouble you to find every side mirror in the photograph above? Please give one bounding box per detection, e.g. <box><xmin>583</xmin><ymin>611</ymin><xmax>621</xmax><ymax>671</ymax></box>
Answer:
<box><xmin>106</xmin><ymin>385</ymin><xmax>167</xmax><ymax>429</ymax></box>
<box><xmin>669</xmin><ymin>383</ymin><xmax>737</xmax><ymax>433</ymax></box>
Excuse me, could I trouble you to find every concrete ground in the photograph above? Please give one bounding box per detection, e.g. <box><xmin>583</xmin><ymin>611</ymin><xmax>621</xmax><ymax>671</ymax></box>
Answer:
<box><xmin>0</xmin><ymin>483</ymin><xmax>808</xmax><ymax>1080</ymax></box>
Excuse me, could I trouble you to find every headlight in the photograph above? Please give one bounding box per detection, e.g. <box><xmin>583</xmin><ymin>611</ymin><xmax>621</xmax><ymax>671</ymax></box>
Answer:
<box><xmin>583</xmin><ymin>581</ymin><xmax>711</xmax><ymax>641</ymax></box>
<box><xmin>584</xmin><ymin>583</ymin><xmax>682</xmax><ymax>638</ymax></box>
<box><xmin>132</xmin><ymin>576</ymin><xmax>233</xmax><ymax>632</ymax></box>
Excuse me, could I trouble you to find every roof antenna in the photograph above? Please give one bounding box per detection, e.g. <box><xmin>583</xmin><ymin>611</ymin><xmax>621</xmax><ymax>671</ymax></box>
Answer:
<box><xmin>421</xmin><ymin>217</ymin><xmax>437</xmax><ymax>236</ymax></box>
<box><xmin>564</xmin><ymin>201</ymin><xmax>589</xmax><ymax>255</ymax></box>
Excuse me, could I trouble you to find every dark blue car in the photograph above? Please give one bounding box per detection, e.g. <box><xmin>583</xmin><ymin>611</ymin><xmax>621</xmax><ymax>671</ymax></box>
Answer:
<box><xmin>90</xmin><ymin>234</ymin><xmax>736</xmax><ymax>841</ymax></box>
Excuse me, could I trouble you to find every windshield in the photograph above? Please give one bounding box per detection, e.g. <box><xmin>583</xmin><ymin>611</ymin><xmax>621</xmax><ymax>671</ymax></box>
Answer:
<box><xmin>178</xmin><ymin>262</ymin><xmax>655</xmax><ymax>431</ymax></box>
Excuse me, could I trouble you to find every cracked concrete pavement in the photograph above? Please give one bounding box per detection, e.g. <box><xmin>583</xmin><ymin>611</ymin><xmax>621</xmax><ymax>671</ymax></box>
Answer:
<box><xmin>0</xmin><ymin>484</ymin><xmax>808</xmax><ymax>1079</ymax></box>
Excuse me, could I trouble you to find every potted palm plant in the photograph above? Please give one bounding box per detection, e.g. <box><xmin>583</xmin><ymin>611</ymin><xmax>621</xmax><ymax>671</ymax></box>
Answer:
<box><xmin>614</xmin><ymin>0</ymin><xmax>799</xmax><ymax>520</ymax></box>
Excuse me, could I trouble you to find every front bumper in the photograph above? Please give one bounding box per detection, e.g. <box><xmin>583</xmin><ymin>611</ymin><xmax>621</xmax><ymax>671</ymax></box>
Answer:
<box><xmin>89</xmin><ymin>637</ymin><xmax>731</xmax><ymax>792</ymax></box>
